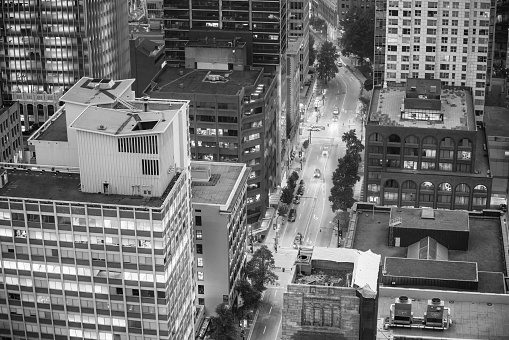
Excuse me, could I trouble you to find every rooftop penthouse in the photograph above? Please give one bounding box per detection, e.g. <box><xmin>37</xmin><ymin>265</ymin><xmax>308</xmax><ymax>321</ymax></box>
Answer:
<box><xmin>369</xmin><ymin>79</ymin><xmax>476</xmax><ymax>130</ymax></box>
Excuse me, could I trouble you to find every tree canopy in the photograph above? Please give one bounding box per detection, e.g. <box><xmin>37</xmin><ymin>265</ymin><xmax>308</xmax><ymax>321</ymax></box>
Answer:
<box><xmin>309</xmin><ymin>16</ymin><xmax>326</xmax><ymax>32</ymax></box>
<box><xmin>317</xmin><ymin>41</ymin><xmax>339</xmax><ymax>84</ymax></box>
<box><xmin>235</xmin><ymin>279</ymin><xmax>262</xmax><ymax>319</ymax></box>
<box><xmin>339</xmin><ymin>7</ymin><xmax>375</xmax><ymax>63</ymax></box>
<box><xmin>309</xmin><ymin>35</ymin><xmax>316</xmax><ymax>66</ymax></box>
<box><xmin>210</xmin><ymin>303</ymin><xmax>237</xmax><ymax>340</ymax></box>
<box><xmin>329</xmin><ymin>130</ymin><xmax>364</xmax><ymax>212</ymax></box>
<box><xmin>245</xmin><ymin>245</ymin><xmax>278</xmax><ymax>292</ymax></box>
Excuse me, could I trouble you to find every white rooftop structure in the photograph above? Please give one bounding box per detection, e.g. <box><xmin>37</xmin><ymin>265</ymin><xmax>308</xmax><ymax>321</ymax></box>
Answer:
<box><xmin>311</xmin><ymin>247</ymin><xmax>381</xmax><ymax>298</ymax></box>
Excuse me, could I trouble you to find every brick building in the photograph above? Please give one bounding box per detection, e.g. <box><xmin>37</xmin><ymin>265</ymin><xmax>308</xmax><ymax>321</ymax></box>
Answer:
<box><xmin>364</xmin><ymin>79</ymin><xmax>492</xmax><ymax>210</ymax></box>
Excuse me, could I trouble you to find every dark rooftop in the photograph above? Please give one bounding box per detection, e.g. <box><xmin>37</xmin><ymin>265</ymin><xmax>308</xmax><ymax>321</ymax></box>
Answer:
<box><xmin>353</xmin><ymin>211</ymin><xmax>505</xmax><ymax>273</ymax></box>
<box><xmin>146</xmin><ymin>67</ymin><xmax>262</xmax><ymax>96</ymax></box>
<box><xmin>134</xmin><ymin>37</ymin><xmax>163</xmax><ymax>57</ymax></box>
<box><xmin>390</xmin><ymin>207</ymin><xmax>469</xmax><ymax>232</ymax></box>
<box><xmin>383</xmin><ymin>257</ymin><xmax>478</xmax><ymax>281</ymax></box>
<box><xmin>403</xmin><ymin>98</ymin><xmax>441</xmax><ymax>111</ymax></box>
<box><xmin>33</xmin><ymin>109</ymin><xmax>68</xmax><ymax>142</ymax></box>
<box><xmin>477</xmin><ymin>271</ymin><xmax>506</xmax><ymax>294</ymax></box>
<box><xmin>0</xmin><ymin>169</ymin><xmax>180</xmax><ymax>207</ymax></box>
<box><xmin>484</xmin><ymin>105</ymin><xmax>509</xmax><ymax>137</ymax></box>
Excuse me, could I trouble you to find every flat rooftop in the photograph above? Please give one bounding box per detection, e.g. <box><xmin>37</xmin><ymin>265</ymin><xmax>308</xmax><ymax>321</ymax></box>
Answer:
<box><xmin>384</xmin><ymin>257</ymin><xmax>478</xmax><ymax>282</ymax></box>
<box><xmin>145</xmin><ymin>67</ymin><xmax>263</xmax><ymax>96</ymax></box>
<box><xmin>484</xmin><ymin>105</ymin><xmax>509</xmax><ymax>138</ymax></box>
<box><xmin>59</xmin><ymin>77</ymin><xmax>135</xmax><ymax>106</ymax></box>
<box><xmin>0</xmin><ymin>169</ymin><xmax>180</xmax><ymax>207</ymax></box>
<box><xmin>369</xmin><ymin>87</ymin><xmax>476</xmax><ymax>130</ymax></box>
<box><xmin>70</xmin><ymin>102</ymin><xmax>183</xmax><ymax>136</ymax></box>
<box><xmin>354</xmin><ymin>211</ymin><xmax>505</xmax><ymax>274</ymax></box>
<box><xmin>390</xmin><ymin>207</ymin><xmax>469</xmax><ymax>232</ymax></box>
<box><xmin>191</xmin><ymin>162</ymin><xmax>247</xmax><ymax>208</ymax></box>
<box><xmin>377</xmin><ymin>290</ymin><xmax>509</xmax><ymax>339</ymax></box>
<box><xmin>33</xmin><ymin>108</ymin><xmax>68</xmax><ymax>142</ymax></box>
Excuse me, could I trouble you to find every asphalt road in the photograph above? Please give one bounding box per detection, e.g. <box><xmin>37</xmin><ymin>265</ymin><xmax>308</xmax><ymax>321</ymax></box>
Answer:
<box><xmin>248</xmin><ymin>35</ymin><xmax>362</xmax><ymax>340</ymax></box>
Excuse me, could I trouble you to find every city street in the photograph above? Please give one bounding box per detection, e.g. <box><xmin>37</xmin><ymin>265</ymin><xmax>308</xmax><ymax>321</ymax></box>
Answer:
<box><xmin>248</xmin><ymin>32</ymin><xmax>363</xmax><ymax>340</ymax></box>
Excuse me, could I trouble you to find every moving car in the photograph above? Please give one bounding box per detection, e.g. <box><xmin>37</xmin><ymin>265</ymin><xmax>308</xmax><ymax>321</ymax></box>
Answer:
<box><xmin>294</xmin><ymin>232</ymin><xmax>303</xmax><ymax>246</ymax></box>
<box><xmin>297</xmin><ymin>186</ymin><xmax>304</xmax><ymax>196</ymax></box>
<box><xmin>314</xmin><ymin>168</ymin><xmax>321</xmax><ymax>178</ymax></box>
<box><xmin>293</xmin><ymin>195</ymin><xmax>301</xmax><ymax>204</ymax></box>
<box><xmin>288</xmin><ymin>209</ymin><xmax>297</xmax><ymax>222</ymax></box>
<box><xmin>333</xmin><ymin>107</ymin><xmax>339</xmax><ymax>115</ymax></box>
<box><xmin>311</xmin><ymin>125</ymin><xmax>326</xmax><ymax>130</ymax></box>
<box><xmin>332</xmin><ymin>116</ymin><xmax>339</xmax><ymax>122</ymax></box>
<box><xmin>299</xmin><ymin>180</ymin><xmax>305</xmax><ymax>185</ymax></box>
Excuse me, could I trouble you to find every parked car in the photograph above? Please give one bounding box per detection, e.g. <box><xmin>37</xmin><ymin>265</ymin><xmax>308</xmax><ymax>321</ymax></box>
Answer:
<box><xmin>333</xmin><ymin>107</ymin><xmax>339</xmax><ymax>115</ymax></box>
<box><xmin>288</xmin><ymin>209</ymin><xmax>297</xmax><ymax>222</ymax></box>
<box><xmin>311</xmin><ymin>125</ymin><xmax>325</xmax><ymax>131</ymax></box>
<box><xmin>293</xmin><ymin>232</ymin><xmax>303</xmax><ymax>247</ymax></box>
<box><xmin>293</xmin><ymin>195</ymin><xmax>301</xmax><ymax>204</ymax></box>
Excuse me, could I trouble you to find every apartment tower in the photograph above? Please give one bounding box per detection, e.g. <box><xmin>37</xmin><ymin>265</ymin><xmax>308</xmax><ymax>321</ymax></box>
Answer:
<box><xmin>0</xmin><ymin>0</ymin><xmax>131</xmax><ymax>132</ymax></box>
<box><xmin>374</xmin><ymin>0</ymin><xmax>495</xmax><ymax>119</ymax></box>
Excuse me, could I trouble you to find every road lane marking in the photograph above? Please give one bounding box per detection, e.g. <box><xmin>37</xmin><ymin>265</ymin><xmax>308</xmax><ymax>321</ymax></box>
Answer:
<box><xmin>274</xmin><ymin>316</ymin><xmax>283</xmax><ymax>340</ymax></box>
<box><xmin>269</xmin><ymin>307</ymin><xmax>272</xmax><ymax>314</ymax></box>
<box><xmin>274</xmin><ymin>290</ymin><xmax>277</xmax><ymax>297</ymax></box>
<box><xmin>263</xmin><ymin>326</ymin><xmax>266</xmax><ymax>334</ymax></box>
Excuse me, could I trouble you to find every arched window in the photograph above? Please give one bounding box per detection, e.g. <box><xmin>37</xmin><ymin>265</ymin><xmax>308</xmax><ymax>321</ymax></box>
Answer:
<box><xmin>402</xmin><ymin>180</ymin><xmax>417</xmax><ymax>189</ymax></box>
<box><xmin>27</xmin><ymin>104</ymin><xmax>34</xmax><ymax>115</ymax></box>
<box><xmin>369</xmin><ymin>133</ymin><xmax>383</xmax><ymax>142</ymax></box>
<box><xmin>388</xmin><ymin>134</ymin><xmax>401</xmax><ymax>143</ymax></box>
<box><xmin>455</xmin><ymin>183</ymin><xmax>470</xmax><ymax>206</ymax></box>
<box><xmin>385</xmin><ymin>179</ymin><xmax>399</xmax><ymax>188</ymax></box>
<box><xmin>37</xmin><ymin>104</ymin><xmax>44</xmax><ymax>115</ymax></box>
<box><xmin>384</xmin><ymin>179</ymin><xmax>399</xmax><ymax>201</ymax></box>
<box><xmin>458</xmin><ymin>138</ymin><xmax>473</xmax><ymax>148</ymax></box>
<box><xmin>473</xmin><ymin>184</ymin><xmax>487</xmax><ymax>193</ymax></box>
<box><xmin>438</xmin><ymin>182</ymin><xmax>452</xmax><ymax>192</ymax></box>
<box><xmin>455</xmin><ymin>183</ymin><xmax>470</xmax><ymax>193</ymax></box>
<box><xmin>422</xmin><ymin>136</ymin><xmax>437</xmax><ymax>145</ymax></box>
<box><xmin>437</xmin><ymin>182</ymin><xmax>452</xmax><ymax>206</ymax></box>
<box><xmin>440</xmin><ymin>137</ymin><xmax>455</xmax><ymax>148</ymax></box>
<box><xmin>419</xmin><ymin>181</ymin><xmax>435</xmax><ymax>203</ymax></box>
<box><xmin>401</xmin><ymin>180</ymin><xmax>417</xmax><ymax>203</ymax></box>
<box><xmin>404</xmin><ymin>135</ymin><xmax>419</xmax><ymax>144</ymax></box>
<box><xmin>420</xmin><ymin>181</ymin><xmax>434</xmax><ymax>191</ymax></box>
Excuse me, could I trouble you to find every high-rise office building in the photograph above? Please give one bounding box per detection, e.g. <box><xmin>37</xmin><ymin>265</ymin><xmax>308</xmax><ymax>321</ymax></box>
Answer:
<box><xmin>374</xmin><ymin>0</ymin><xmax>495</xmax><ymax>118</ymax></box>
<box><xmin>0</xmin><ymin>1</ymin><xmax>131</xmax><ymax>132</ymax></box>
<box><xmin>164</xmin><ymin>0</ymin><xmax>287</xmax><ymax>73</ymax></box>
<box><xmin>0</xmin><ymin>77</ymin><xmax>196</xmax><ymax>340</ymax></box>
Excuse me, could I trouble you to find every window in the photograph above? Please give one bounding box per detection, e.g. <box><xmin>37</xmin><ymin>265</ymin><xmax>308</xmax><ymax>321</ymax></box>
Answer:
<box><xmin>413</xmin><ymin>45</ymin><xmax>420</xmax><ymax>52</ymax></box>
<box><xmin>198</xmin><ymin>285</ymin><xmax>204</xmax><ymax>294</ymax></box>
<box><xmin>195</xmin><ymin>216</ymin><xmax>202</xmax><ymax>226</ymax></box>
<box><xmin>196</xmin><ymin>244</ymin><xmax>203</xmax><ymax>254</ymax></box>
<box><xmin>197</xmin><ymin>272</ymin><xmax>204</xmax><ymax>281</ymax></box>
<box><xmin>426</xmin><ymin>46</ymin><xmax>436</xmax><ymax>52</ymax></box>
<box><xmin>197</xmin><ymin>258</ymin><xmax>203</xmax><ymax>267</ymax></box>
<box><xmin>198</xmin><ymin>298</ymin><xmax>205</xmax><ymax>305</ymax></box>
<box><xmin>196</xmin><ymin>230</ymin><xmax>202</xmax><ymax>240</ymax></box>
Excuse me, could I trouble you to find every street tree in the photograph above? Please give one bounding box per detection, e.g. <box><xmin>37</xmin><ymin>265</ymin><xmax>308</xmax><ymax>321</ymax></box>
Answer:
<box><xmin>281</xmin><ymin>187</ymin><xmax>294</xmax><ymax>205</ymax></box>
<box><xmin>210</xmin><ymin>303</ymin><xmax>237</xmax><ymax>340</ymax></box>
<box><xmin>317</xmin><ymin>41</ymin><xmax>339</xmax><ymax>84</ymax></box>
<box><xmin>338</xmin><ymin>7</ymin><xmax>375</xmax><ymax>64</ymax></box>
<box><xmin>309</xmin><ymin>35</ymin><xmax>316</xmax><ymax>65</ymax></box>
<box><xmin>289</xmin><ymin>171</ymin><xmax>299</xmax><ymax>183</ymax></box>
<box><xmin>235</xmin><ymin>279</ymin><xmax>262</xmax><ymax>319</ymax></box>
<box><xmin>309</xmin><ymin>16</ymin><xmax>326</xmax><ymax>31</ymax></box>
<box><xmin>302</xmin><ymin>139</ymin><xmax>310</xmax><ymax>149</ymax></box>
<box><xmin>342</xmin><ymin>129</ymin><xmax>364</xmax><ymax>162</ymax></box>
<box><xmin>286</xmin><ymin>113</ymin><xmax>293</xmax><ymax>140</ymax></box>
<box><xmin>278</xmin><ymin>203</ymin><xmax>289</xmax><ymax>217</ymax></box>
<box><xmin>245</xmin><ymin>245</ymin><xmax>278</xmax><ymax>292</ymax></box>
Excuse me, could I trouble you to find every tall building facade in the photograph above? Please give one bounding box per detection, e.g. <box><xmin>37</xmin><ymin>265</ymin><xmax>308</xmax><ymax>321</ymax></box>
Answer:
<box><xmin>191</xmin><ymin>161</ymin><xmax>249</xmax><ymax>315</ymax></box>
<box><xmin>373</xmin><ymin>0</ymin><xmax>494</xmax><ymax>118</ymax></box>
<box><xmin>163</xmin><ymin>0</ymin><xmax>287</xmax><ymax>73</ymax></box>
<box><xmin>0</xmin><ymin>0</ymin><xmax>131</xmax><ymax>132</ymax></box>
<box><xmin>0</xmin><ymin>77</ymin><xmax>196</xmax><ymax>340</ymax></box>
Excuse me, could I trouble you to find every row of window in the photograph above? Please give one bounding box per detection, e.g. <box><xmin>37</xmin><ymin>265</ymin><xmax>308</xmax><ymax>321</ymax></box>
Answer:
<box><xmin>379</xmin><ymin>192</ymin><xmax>486</xmax><ymax>205</ymax></box>
<box><xmin>1</xmin><ymin>260</ymin><xmax>164</xmax><ymax>282</ymax></box>
<box><xmin>388</xmin><ymin>1</ymin><xmax>490</xmax><ymax>9</ymax></box>
<box><xmin>0</xmin><ymin>322</ymin><xmax>114</xmax><ymax>340</ymax></box>
<box><xmin>369</xmin><ymin>134</ymin><xmax>472</xmax><ymax>147</ymax></box>
<box><xmin>388</xmin><ymin>44</ymin><xmax>487</xmax><ymax>53</ymax></box>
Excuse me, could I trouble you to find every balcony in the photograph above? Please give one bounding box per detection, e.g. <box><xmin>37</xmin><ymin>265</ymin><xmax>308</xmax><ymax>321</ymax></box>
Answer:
<box><xmin>11</xmin><ymin>91</ymin><xmax>63</xmax><ymax>104</ymax></box>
